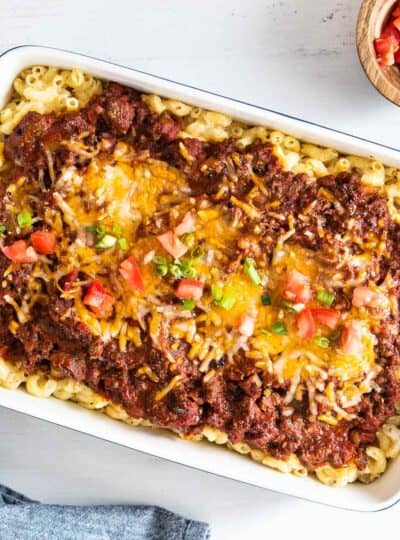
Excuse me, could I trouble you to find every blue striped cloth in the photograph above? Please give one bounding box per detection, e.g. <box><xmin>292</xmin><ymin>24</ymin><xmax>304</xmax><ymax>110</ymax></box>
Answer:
<box><xmin>0</xmin><ymin>484</ymin><xmax>210</xmax><ymax>540</ymax></box>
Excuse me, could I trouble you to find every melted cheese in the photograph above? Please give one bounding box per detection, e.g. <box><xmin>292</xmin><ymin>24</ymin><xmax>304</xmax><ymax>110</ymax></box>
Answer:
<box><xmin>56</xmin><ymin>157</ymin><xmax>188</xmax><ymax>240</ymax></box>
<box><xmin>5</xmin><ymin>141</ymin><xmax>385</xmax><ymax>420</ymax></box>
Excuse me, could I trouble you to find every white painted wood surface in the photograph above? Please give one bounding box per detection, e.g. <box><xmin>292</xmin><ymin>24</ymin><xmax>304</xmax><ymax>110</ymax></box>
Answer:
<box><xmin>0</xmin><ymin>1</ymin><xmax>399</xmax><ymax>538</ymax></box>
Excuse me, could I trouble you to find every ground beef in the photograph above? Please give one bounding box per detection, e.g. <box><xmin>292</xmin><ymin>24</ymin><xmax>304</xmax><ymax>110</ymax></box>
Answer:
<box><xmin>1</xmin><ymin>82</ymin><xmax>400</xmax><ymax>472</ymax></box>
<box><xmin>4</xmin><ymin>111</ymin><xmax>56</xmax><ymax>170</ymax></box>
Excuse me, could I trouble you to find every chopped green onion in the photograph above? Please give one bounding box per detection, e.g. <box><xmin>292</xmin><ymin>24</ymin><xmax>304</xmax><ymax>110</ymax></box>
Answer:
<box><xmin>17</xmin><ymin>211</ymin><xmax>32</xmax><ymax>229</ymax></box>
<box><xmin>271</xmin><ymin>322</ymin><xmax>288</xmax><ymax>335</ymax></box>
<box><xmin>314</xmin><ymin>336</ymin><xmax>330</xmax><ymax>348</ymax></box>
<box><xmin>281</xmin><ymin>299</ymin><xmax>305</xmax><ymax>312</ymax></box>
<box><xmin>182</xmin><ymin>266</ymin><xmax>197</xmax><ymax>278</ymax></box>
<box><xmin>155</xmin><ymin>263</ymin><xmax>168</xmax><ymax>277</ymax></box>
<box><xmin>261</xmin><ymin>294</ymin><xmax>271</xmax><ymax>306</ymax></box>
<box><xmin>182</xmin><ymin>299</ymin><xmax>195</xmax><ymax>310</ymax></box>
<box><xmin>260</xmin><ymin>328</ymin><xmax>272</xmax><ymax>336</ymax></box>
<box><xmin>211</xmin><ymin>284</ymin><xmax>223</xmax><ymax>302</ymax></box>
<box><xmin>154</xmin><ymin>255</ymin><xmax>167</xmax><ymax>265</ymax></box>
<box><xmin>244</xmin><ymin>258</ymin><xmax>261</xmax><ymax>285</ymax></box>
<box><xmin>216</xmin><ymin>294</ymin><xmax>236</xmax><ymax>310</ymax></box>
<box><xmin>317</xmin><ymin>289</ymin><xmax>335</xmax><ymax>306</ymax></box>
<box><xmin>96</xmin><ymin>225</ymin><xmax>106</xmax><ymax>238</ymax></box>
<box><xmin>112</xmin><ymin>224</ymin><xmax>123</xmax><ymax>236</ymax></box>
<box><xmin>169</xmin><ymin>263</ymin><xmax>183</xmax><ymax>278</ymax></box>
<box><xmin>211</xmin><ymin>284</ymin><xmax>235</xmax><ymax>310</ymax></box>
<box><xmin>96</xmin><ymin>234</ymin><xmax>116</xmax><ymax>249</ymax></box>
<box><xmin>182</xmin><ymin>232</ymin><xmax>195</xmax><ymax>248</ymax></box>
<box><xmin>0</xmin><ymin>225</ymin><xmax>7</xmax><ymax>234</ymax></box>
<box><xmin>191</xmin><ymin>245</ymin><xmax>204</xmax><ymax>259</ymax></box>
<box><xmin>118</xmin><ymin>237</ymin><xmax>129</xmax><ymax>250</ymax></box>
<box><xmin>86</xmin><ymin>224</ymin><xmax>106</xmax><ymax>240</ymax></box>
<box><xmin>180</xmin><ymin>259</ymin><xmax>197</xmax><ymax>278</ymax></box>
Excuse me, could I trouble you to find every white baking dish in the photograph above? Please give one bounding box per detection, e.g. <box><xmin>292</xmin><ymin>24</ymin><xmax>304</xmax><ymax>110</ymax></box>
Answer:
<box><xmin>0</xmin><ymin>45</ymin><xmax>399</xmax><ymax>512</ymax></box>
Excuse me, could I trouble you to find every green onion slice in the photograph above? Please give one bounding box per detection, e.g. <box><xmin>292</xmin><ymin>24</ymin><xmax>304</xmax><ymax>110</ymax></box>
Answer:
<box><xmin>271</xmin><ymin>322</ymin><xmax>288</xmax><ymax>335</ymax></box>
<box><xmin>261</xmin><ymin>294</ymin><xmax>271</xmax><ymax>306</ymax></box>
<box><xmin>260</xmin><ymin>328</ymin><xmax>272</xmax><ymax>336</ymax></box>
<box><xmin>180</xmin><ymin>259</ymin><xmax>197</xmax><ymax>278</ymax></box>
<box><xmin>169</xmin><ymin>263</ymin><xmax>183</xmax><ymax>278</ymax></box>
<box><xmin>118</xmin><ymin>238</ymin><xmax>129</xmax><ymax>250</ymax></box>
<box><xmin>154</xmin><ymin>263</ymin><xmax>168</xmax><ymax>277</ymax></box>
<box><xmin>211</xmin><ymin>284</ymin><xmax>223</xmax><ymax>302</ymax></box>
<box><xmin>0</xmin><ymin>225</ymin><xmax>7</xmax><ymax>234</ymax></box>
<box><xmin>314</xmin><ymin>336</ymin><xmax>330</xmax><ymax>348</ymax></box>
<box><xmin>86</xmin><ymin>224</ymin><xmax>106</xmax><ymax>240</ymax></box>
<box><xmin>112</xmin><ymin>224</ymin><xmax>123</xmax><ymax>236</ymax></box>
<box><xmin>17</xmin><ymin>211</ymin><xmax>32</xmax><ymax>229</ymax></box>
<box><xmin>154</xmin><ymin>255</ymin><xmax>167</xmax><ymax>265</ymax></box>
<box><xmin>182</xmin><ymin>232</ymin><xmax>195</xmax><ymax>248</ymax></box>
<box><xmin>281</xmin><ymin>299</ymin><xmax>305</xmax><ymax>312</ymax></box>
<box><xmin>244</xmin><ymin>258</ymin><xmax>261</xmax><ymax>285</ymax></box>
<box><xmin>190</xmin><ymin>245</ymin><xmax>204</xmax><ymax>259</ymax></box>
<box><xmin>96</xmin><ymin>234</ymin><xmax>116</xmax><ymax>249</ymax></box>
<box><xmin>182</xmin><ymin>299</ymin><xmax>195</xmax><ymax>310</ymax></box>
<box><xmin>317</xmin><ymin>289</ymin><xmax>335</xmax><ymax>306</ymax></box>
<box><xmin>217</xmin><ymin>294</ymin><xmax>236</xmax><ymax>310</ymax></box>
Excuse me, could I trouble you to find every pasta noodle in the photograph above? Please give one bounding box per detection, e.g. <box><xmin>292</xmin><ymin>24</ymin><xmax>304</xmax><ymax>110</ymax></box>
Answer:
<box><xmin>0</xmin><ymin>66</ymin><xmax>101</xmax><ymax>135</ymax></box>
<box><xmin>0</xmin><ymin>66</ymin><xmax>399</xmax><ymax>488</ymax></box>
<box><xmin>0</xmin><ymin>352</ymin><xmax>399</xmax><ymax>486</ymax></box>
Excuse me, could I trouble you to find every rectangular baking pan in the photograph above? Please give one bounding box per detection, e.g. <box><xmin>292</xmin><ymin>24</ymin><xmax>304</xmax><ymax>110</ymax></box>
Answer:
<box><xmin>0</xmin><ymin>45</ymin><xmax>399</xmax><ymax>512</ymax></box>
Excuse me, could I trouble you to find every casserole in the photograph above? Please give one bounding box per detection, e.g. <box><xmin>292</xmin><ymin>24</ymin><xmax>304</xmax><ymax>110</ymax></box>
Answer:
<box><xmin>0</xmin><ymin>45</ymin><xmax>399</xmax><ymax>510</ymax></box>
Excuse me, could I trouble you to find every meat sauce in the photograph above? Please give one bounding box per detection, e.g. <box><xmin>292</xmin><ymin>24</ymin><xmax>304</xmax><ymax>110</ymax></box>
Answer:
<box><xmin>1</xmin><ymin>82</ymin><xmax>400</xmax><ymax>472</ymax></box>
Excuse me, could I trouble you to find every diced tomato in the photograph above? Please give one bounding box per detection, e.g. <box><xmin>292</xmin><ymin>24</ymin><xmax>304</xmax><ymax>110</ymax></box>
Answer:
<box><xmin>31</xmin><ymin>231</ymin><xmax>56</xmax><ymax>254</ymax></box>
<box><xmin>393</xmin><ymin>4</ymin><xmax>400</xmax><ymax>17</ymax></box>
<box><xmin>311</xmin><ymin>308</ymin><xmax>340</xmax><ymax>330</ymax></box>
<box><xmin>175</xmin><ymin>211</ymin><xmax>196</xmax><ymax>236</ymax></box>
<box><xmin>62</xmin><ymin>269</ymin><xmax>79</xmax><ymax>291</ymax></box>
<box><xmin>157</xmin><ymin>230</ymin><xmax>188</xmax><ymax>258</ymax></box>
<box><xmin>296</xmin><ymin>307</ymin><xmax>315</xmax><ymax>339</ymax></box>
<box><xmin>176</xmin><ymin>279</ymin><xmax>204</xmax><ymax>300</ymax></box>
<box><xmin>238</xmin><ymin>313</ymin><xmax>255</xmax><ymax>337</ymax></box>
<box><xmin>393</xmin><ymin>16</ymin><xmax>400</xmax><ymax>32</ymax></box>
<box><xmin>119</xmin><ymin>256</ymin><xmax>145</xmax><ymax>292</ymax></box>
<box><xmin>352</xmin><ymin>286</ymin><xmax>385</xmax><ymax>309</ymax></box>
<box><xmin>375</xmin><ymin>37</ymin><xmax>397</xmax><ymax>55</ymax></box>
<box><xmin>1</xmin><ymin>240</ymin><xmax>38</xmax><ymax>263</ymax></box>
<box><xmin>378</xmin><ymin>51</ymin><xmax>395</xmax><ymax>66</ymax></box>
<box><xmin>283</xmin><ymin>270</ymin><xmax>312</xmax><ymax>304</ymax></box>
<box><xmin>395</xmin><ymin>48</ymin><xmax>400</xmax><ymax>63</ymax></box>
<box><xmin>340</xmin><ymin>321</ymin><xmax>363</xmax><ymax>356</ymax></box>
<box><xmin>392</xmin><ymin>2</ymin><xmax>400</xmax><ymax>17</ymax></box>
<box><xmin>376</xmin><ymin>20</ymin><xmax>400</xmax><ymax>65</ymax></box>
<box><xmin>381</xmin><ymin>22</ymin><xmax>400</xmax><ymax>43</ymax></box>
<box><xmin>83</xmin><ymin>280</ymin><xmax>115</xmax><ymax>319</ymax></box>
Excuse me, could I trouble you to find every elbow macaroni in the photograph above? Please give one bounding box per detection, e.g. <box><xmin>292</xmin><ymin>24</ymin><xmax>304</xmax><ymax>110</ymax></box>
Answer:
<box><xmin>0</xmin><ymin>66</ymin><xmax>102</xmax><ymax>135</ymax></box>
<box><xmin>0</xmin><ymin>67</ymin><xmax>400</xmax><ymax>487</ymax></box>
<box><xmin>0</xmin><ymin>351</ymin><xmax>398</xmax><ymax>487</ymax></box>
<box><xmin>315</xmin><ymin>463</ymin><xmax>358</xmax><ymax>487</ymax></box>
<box><xmin>358</xmin><ymin>446</ymin><xmax>387</xmax><ymax>484</ymax></box>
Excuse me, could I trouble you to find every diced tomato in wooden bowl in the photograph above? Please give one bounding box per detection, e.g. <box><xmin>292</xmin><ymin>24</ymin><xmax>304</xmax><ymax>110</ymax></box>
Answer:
<box><xmin>357</xmin><ymin>0</ymin><xmax>400</xmax><ymax>106</ymax></box>
<box><xmin>374</xmin><ymin>5</ymin><xmax>400</xmax><ymax>67</ymax></box>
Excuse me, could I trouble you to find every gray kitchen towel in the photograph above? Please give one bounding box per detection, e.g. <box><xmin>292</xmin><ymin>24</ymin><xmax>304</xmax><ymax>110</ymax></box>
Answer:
<box><xmin>0</xmin><ymin>484</ymin><xmax>210</xmax><ymax>540</ymax></box>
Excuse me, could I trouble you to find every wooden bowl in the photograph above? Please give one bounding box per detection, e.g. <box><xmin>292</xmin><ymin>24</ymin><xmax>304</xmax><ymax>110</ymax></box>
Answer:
<box><xmin>357</xmin><ymin>0</ymin><xmax>400</xmax><ymax>105</ymax></box>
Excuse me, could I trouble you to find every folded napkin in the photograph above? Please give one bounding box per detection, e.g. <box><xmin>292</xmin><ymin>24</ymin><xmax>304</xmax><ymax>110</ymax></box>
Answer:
<box><xmin>0</xmin><ymin>484</ymin><xmax>210</xmax><ymax>540</ymax></box>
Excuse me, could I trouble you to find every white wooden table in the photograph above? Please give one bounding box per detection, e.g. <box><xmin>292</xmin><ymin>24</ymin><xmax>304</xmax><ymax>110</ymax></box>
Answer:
<box><xmin>0</xmin><ymin>1</ymin><xmax>399</xmax><ymax>538</ymax></box>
